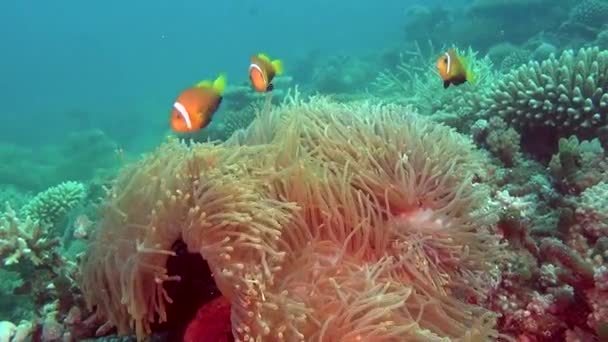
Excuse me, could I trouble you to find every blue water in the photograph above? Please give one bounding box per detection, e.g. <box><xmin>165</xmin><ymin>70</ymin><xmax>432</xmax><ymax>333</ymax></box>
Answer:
<box><xmin>0</xmin><ymin>0</ymin><xmax>426</xmax><ymax>148</ymax></box>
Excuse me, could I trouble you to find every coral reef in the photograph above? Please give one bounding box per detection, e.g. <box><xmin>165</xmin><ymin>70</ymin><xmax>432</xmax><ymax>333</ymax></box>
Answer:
<box><xmin>7</xmin><ymin>3</ymin><xmax>608</xmax><ymax>341</ymax></box>
<box><xmin>0</xmin><ymin>180</ymin><xmax>95</xmax><ymax>341</ymax></box>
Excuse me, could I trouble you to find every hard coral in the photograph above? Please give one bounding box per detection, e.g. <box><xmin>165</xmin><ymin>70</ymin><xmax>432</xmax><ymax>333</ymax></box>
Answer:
<box><xmin>0</xmin><ymin>205</ymin><xmax>59</xmax><ymax>266</ymax></box>
<box><xmin>481</xmin><ymin>47</ymin><xmax>608</xmax><ymax>159</ymax></box>
<box><xmin>20</xmin><ymin>181</ymin><xmax>86</xmax><ymax>229</ymax></box>
<box><xmin>548</xmin><ymin>136</ymin><xmax>608</xmax><ymax>194</ymax></box>
<box><xmin>81</xmin><ymin>93</ymin><xmax>503</xmax><ymax>341</ymax></box>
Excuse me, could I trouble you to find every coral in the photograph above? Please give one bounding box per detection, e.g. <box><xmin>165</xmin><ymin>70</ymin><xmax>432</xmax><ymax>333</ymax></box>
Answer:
<box><xmin>312</xmin><ymin>55</ymin><xmax>377</xmax><ymax>94</ymax></box>
<box><xmin>487</xmin><ymin>42</ymin><xmax>523</xmax><ymax>67</ymax></box>
<box><xmin>488</xmin><ymin>169</ymin><xmax>608</xmax><ymax>340</ymax></box>
<box><xmin>463</xmin><ymin>0</ymin><xmax>562</xmax><ymax>50</ymax></box>
<box><xmin>575</xmin><ymin>182</ymin><xmax>608</xmax><ymax>240</ymax></box>
<box><xmin>468</xmin><ymin>0</ymin><xmax>547</xmax><ymax>14</ymax></box>
<box><xmin>532</xmin><ymin>42</ymin><xmax>558</xmax><ymax>62</ymax></box>
<box><xmin>480</xmin><ymin>117</ymin><xmax>523</xmax><ymax>167</ymax></box>
<box><xmin>0</xmin><ymin>321</ymin><xmax>16</xmax><ymax>342</ymax></box>
<box><xmin>548</xmin><ymin>136</ymin><xmax>608</xmax><ymax>194</ymax></box>
<box><xmin>400</xmin><ymin>6</ymin><xmax>453</xmax><ymax>47</ymax></box>
<box><xmin>0</xmin><ymin>204</ymin><xmax>60</xmax><ymax>266</ymax></box>
<box><xmin>0</xmin><ymin>180</ymin><xmax>91</xmax><ymax>341</ymax></box>
<box><xmin>595</xmin><ymin>29</ymin><xmax>608</xmax><ymax>50</ymax></box>
<box><xmin>0</xmin><ymin>185</ymin><xmax>30</xmax><ymax>210</ymax></box>
<box><xmin>481</xmin><ymin>47</ymin><xmax>608</xmax><ymax>159</ymax></box>
<box><xmin>376</xmin><ymin>43</ymin><xmax>495</xmax><ymax>133</ymax></box>
<box><xmin>423</xmin><ymin>51</ymin><xmax>496</xmax><ymax>131</ymax></box>
<box><xmin>81</xmin><ymin>94</ymin><xmax>502</xmax><ymax>341</ymax></box>
<box><xmin>372</xmin><ymin>40</ymin><xmax>437</xmax><ymax>101</ymax></box>
<box><xmin>20</xmin><ymin>181</ymin><xmax>86</xmax><ymax>229</ymax></box>
<box><xmin>499</xmin><ymin>49</ymin><xmax>532</xmax><ymax>72</ymax></box>
<box><xmin>562</xmin><ymin>0</ymin><xmax>608</xmax><ymax>36</ymax></box>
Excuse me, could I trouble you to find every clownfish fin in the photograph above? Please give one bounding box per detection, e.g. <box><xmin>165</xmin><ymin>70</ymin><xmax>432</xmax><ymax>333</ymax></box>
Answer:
<box><xmin>196</xmin><ymin>79</ymin><xmax>213</xmax><ymax>88</ymax></box>
<box><xmin>454</xmin><ymin>49</ymin><xmax>477</xmax><ymax>85</ymax></box>
<box><xmin>266</xmin><ymin>83</ymin><xmax>274</xmax><ymax>92</ymax></box>
<box><xmin>195</xmin><ymin>73</ymin><xmax>226</xmax><ymax>95</ymax></box>
<box><xmin>257</xmin><ymin>53</ymin><xmax>272</xmax><ymax>63</ymax></box>
<box><xmin>443</xmin><ymin>80</ymin><xmax>450</xmax><ymax>89</ymax></box>
<box><xmin>212</xmin><ymin>73</ymin><xmax>227</xmax><ymax>95</ymax></box>
<box><xmin>271</xmin><ymin>59</ymin><xmax>284</xmax><ymax>75</ymax></box>
<box><xmin>465</xmin><ymin>65</ymin><xmax>477</xmax><ymax>85</ymax></box>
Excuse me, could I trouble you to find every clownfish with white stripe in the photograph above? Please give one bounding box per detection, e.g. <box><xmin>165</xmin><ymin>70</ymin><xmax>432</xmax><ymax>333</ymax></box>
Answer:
<box><xmin>436</xmin><ymin>48</ymin><xmax>476</xmax><ymax>89</ymax></box>
<box><xmin>249</xmin><ymin>53</ymin><xmax>284</xmax><ymax>92</ymax></box>
<box><xmin>170</xmin><ymin>73</ymin><xmax>226</xmax><ymax>133</ymax></box>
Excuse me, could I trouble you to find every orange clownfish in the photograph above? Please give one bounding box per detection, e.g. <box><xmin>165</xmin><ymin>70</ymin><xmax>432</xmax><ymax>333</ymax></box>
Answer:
<box><xmin>170</xmin><ymin>73</ymin><xmax>227</xmax><ymax>133</ymax></box>
<box><xmin>436</xmin><ymin>48</ymin><xmax>475</xmax><ymax>89</ymax></box>
<box><xmin>249</xmin><ymin>53</ymin><xmax>284</xmax><ymax>92</ymax></box>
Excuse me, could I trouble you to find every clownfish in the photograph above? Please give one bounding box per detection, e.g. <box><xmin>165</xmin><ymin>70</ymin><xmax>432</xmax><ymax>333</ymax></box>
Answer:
<box><xmin>249</xmin><ymin>53</ymin><xmax>284</xmax><ymax>92</ymax></box>
<box><xmin>170</xmin><ymin>73</ymin><xmax>227</xmax><ymax>133</ymax></box>
<box><xmin>436</xmin><ymin>48</ymin><xmax>475</xmax><ymax>89</ymax></box>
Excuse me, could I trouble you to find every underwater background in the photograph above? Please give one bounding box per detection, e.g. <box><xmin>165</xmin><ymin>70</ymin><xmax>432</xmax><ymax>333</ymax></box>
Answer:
<box><xmin>2</xmin><ymin>0</ymin><xmax>608</xmax><ymax>340</ymax></box>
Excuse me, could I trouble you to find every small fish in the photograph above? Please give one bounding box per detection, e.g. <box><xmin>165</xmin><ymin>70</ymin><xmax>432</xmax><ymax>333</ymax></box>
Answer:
<box><xmin>436</xmin><ymin>48</ymin><xmax>475</xmax><ymax>89</ymax></box>
<box><xmin>170</xmin><ymin>73</ymin><xmax>227</xmax><ymax>133</ymax></box>
<box><xmin>249</xmin><ymin>53</ymin><xmax>284</xmax><ymax>92</ymax></box>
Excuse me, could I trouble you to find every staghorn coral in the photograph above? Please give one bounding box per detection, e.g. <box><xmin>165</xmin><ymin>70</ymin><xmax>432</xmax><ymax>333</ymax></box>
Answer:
<box><xmin>481</xmin><ymin>47</ymin><xmax>608</xmax><ymax>159</ymax></box>
<box><xmin>374</xmin><ymin>44</ymin><xmax>495</xmax><ymax>133</ymax></box>
<box><xmin>81</xmin><ymin>94</ymin><xmax>503</xmax><ymax>341</ymax></box>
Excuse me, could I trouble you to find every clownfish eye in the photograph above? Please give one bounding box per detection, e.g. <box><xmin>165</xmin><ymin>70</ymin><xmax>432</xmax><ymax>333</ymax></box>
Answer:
<box><xmin>443</xmin><ymin>57</ymin><xmax>448</xmax><ymax>64</ymax></box>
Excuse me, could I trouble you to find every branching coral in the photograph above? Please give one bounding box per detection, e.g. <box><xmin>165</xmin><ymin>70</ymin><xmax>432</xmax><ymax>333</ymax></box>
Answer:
<box><xmin>373</xmin><ymin>43</ymin><xmax>495</xmax><ymax>133</ymax></box>
<box><xmin>0</xmin><ymin>204</ymin><xmax>59</xmax><ymax>266</ymax></box>
<box><xmin>20</xmin><ymin>181</ymin><xmax>86</xmax><ymax>229</ymax></box>
<box><xmin>481</xmin><ymin>47</ymin><xmax>608</xmax><ymax>158</ymax></box>
<box><xmin>81</xmin><ymin>94</ymin><xmax>504</xmax><ymax>341</ymax></box>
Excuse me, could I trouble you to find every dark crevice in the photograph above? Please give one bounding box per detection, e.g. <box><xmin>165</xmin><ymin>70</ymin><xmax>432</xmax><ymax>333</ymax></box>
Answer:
<box><xmin>150</xmin><ymin>239</ymin><xmax>222</xmax><ymax>341</ymax></box>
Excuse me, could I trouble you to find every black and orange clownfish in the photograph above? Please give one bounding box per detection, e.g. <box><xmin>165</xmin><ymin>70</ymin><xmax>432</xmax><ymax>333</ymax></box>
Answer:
<box><xmin>249</xmin><ymin>53</ymin><xmax>284</xmax><ymax>92</ymax></box>
<box><xmin>170</xmin><ymin>73</ymin><xmax>226</xmax><ymax>133</ymax></box>
<box><xmin>436</xmin><ymin>48</ymin><xmax>475</xmax><ymax>89</ymax></box>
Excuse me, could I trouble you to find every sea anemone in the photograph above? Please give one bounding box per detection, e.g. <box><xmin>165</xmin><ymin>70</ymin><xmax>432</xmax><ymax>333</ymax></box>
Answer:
<box><xmin>81</xmin><ymin>93</ymin><xmax>502</xmax><ymax>341</ymax></box>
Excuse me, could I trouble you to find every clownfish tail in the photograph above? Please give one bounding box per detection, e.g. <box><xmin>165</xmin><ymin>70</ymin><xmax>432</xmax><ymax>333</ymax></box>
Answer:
<box><xmin>212</xmin><ymin>73</ymin><xmax>227</xmax><ymax>95</ymax></box>
<box><xmin>271</xmin><ymin>59</ymin><xmax>284</xmax><ymax>75</ymax></box>
<box><xmin>456</xmin><ymin>48</ymin><xmax>477</xmax><ymax>85</ymax></box>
